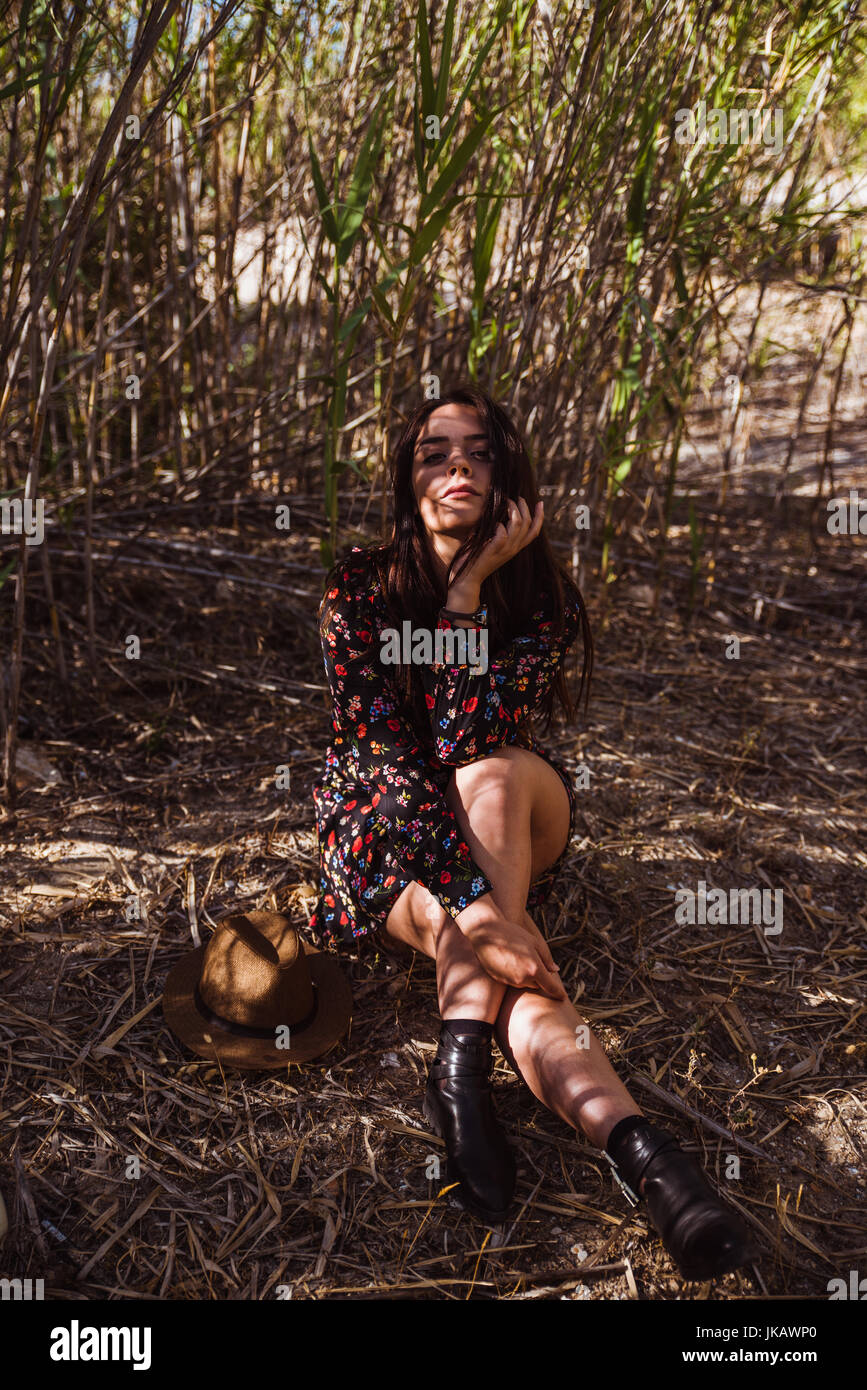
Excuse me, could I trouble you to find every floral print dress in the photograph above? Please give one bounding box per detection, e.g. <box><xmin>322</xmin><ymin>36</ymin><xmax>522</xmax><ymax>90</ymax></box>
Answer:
<box><xmin>307</xmin><ymin>545</ymin><xmax>584</xmax><ymax>948</ymax></box>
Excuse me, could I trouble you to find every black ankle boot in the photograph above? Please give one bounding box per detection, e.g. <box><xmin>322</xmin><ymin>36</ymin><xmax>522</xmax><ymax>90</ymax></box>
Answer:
<box><xmin>422</xmin><ymin>1027</ymin><xmax>517</xmax><ymax>1225</ymax></box>
<box><xmin>603</xmin><ymin>1123</ymin><xmax>760</xmax><ymax>1281</ymax></box>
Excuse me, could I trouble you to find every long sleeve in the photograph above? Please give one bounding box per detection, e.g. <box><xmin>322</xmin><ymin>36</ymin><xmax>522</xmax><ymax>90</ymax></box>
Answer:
<box><xmin>319</xmin><ymin>552</ymin><xmax>494</xmax><ymax>921</ymax></box>
<box><xmin>419</xmin><ymin>576</ymin><xmax>583</xmax><ymax>767</ymax></box>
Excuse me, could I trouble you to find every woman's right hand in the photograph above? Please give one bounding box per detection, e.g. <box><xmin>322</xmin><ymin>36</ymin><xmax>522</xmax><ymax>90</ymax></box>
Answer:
<box><xmin>453</xmin><ymin>894</ymin><xmax>567</xmax><ymax>1000</ymax></box>
<box><xmin>450</xmin><ymin>496</ymin><xmax>544</xmax><ymax>592</ymax></box>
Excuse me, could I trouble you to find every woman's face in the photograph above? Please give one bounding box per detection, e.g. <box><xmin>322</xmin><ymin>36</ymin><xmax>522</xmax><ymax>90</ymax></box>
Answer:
<box><xmin>411</xmin><ymin>403</ymin><xmax>493</xmax><ymax>540</ymax></box>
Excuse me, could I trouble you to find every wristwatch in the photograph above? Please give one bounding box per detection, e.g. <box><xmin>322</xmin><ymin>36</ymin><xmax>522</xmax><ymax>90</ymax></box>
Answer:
<box><xmin>439</xmin><ymin>603</ymin><xmax>488</xmax><ymax>625</ymax></box>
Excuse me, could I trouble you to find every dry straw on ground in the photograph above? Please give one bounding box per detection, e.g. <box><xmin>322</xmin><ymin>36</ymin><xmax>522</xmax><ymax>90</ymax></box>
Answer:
<box><xmin>2</xmin><ymin>0</ymin><xmax>866</xmax><ymax>1304</ymax></box>
<box><xmin>1</xmin><ymin>330</ymin><xmax>864</xmax><ymax>1300</ymax></box>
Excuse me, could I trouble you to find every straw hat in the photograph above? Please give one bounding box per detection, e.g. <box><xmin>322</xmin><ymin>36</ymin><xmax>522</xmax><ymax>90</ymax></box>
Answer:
<box><xmin>162</xmin><ymin>911</ymin><xmax>352</xmax><ymax>1068</ymax></box>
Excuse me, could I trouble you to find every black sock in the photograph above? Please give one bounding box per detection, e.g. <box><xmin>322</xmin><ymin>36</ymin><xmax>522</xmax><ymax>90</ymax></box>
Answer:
<box><xmin>604</xmin><ymin>1114</ymin><xmax>652</xmax><ymax>1160</ymax></box>
<box><xmin>440</xmin><ymin>1018</ymin><xmax>494</xmax><ymax>1040</ymax></box>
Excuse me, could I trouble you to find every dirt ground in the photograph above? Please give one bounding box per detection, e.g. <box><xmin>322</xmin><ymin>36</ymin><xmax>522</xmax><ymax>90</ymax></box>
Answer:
<box><xmin>1</xmin><ymin>301</ymin><xmax>865</xmax><ymax>1300</ymax></box>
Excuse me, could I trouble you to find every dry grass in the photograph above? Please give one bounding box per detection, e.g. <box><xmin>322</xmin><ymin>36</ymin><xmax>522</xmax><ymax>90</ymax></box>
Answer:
<box><xmin>1</xmin><ymin>347</ymin><xmax>865</xmax><ymax>1301</ymax></box>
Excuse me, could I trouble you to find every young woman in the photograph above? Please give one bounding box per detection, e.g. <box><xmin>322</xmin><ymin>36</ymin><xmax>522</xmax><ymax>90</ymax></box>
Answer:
<box><xmin>308</xmin><ymin>385</ymin><xmax>757</xmax><ymax>1282</ymax></box>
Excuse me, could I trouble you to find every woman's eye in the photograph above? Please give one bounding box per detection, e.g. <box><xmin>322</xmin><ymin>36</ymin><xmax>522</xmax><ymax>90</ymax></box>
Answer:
<box><xmin>418</xmin><ymin>449</ymin><xmax>490</xmax><ymax>464</ymax></box>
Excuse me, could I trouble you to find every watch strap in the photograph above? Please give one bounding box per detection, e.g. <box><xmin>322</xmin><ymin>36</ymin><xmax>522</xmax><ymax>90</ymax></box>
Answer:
<box><xmin>439</xmin><ymin>604</ymin><xmax>487</xmax><ymax>624</ymax></box>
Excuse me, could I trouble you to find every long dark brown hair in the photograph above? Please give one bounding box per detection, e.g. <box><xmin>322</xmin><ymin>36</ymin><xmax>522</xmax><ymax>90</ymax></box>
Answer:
<box><xmin>323</xmin><ymin>385</ymin><xmax>593</xmax><ymax>739</ymax></box>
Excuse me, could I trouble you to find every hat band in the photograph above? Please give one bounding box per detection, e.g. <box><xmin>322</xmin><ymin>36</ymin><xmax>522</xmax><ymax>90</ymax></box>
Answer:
<box><xmin>193</xmin><ymin>982</ymin><xmax>319</xmax><ymax>1039</ymax></box>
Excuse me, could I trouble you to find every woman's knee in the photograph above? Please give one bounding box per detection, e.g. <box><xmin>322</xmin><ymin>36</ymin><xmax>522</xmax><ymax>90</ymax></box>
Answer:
<box><xmin>494</xmin><ymin>983</ymin><xmax>557</xmax><ymax>1055</ymax></box>
<box><xmin>384</xmin><ymin>879</ymin><xmax>450</xmax><ymax>954</ymax></box>
<box><xmin>445</xmin><ymin>747</ymin><xmax>535</xmax><ymax>817</ymax></box>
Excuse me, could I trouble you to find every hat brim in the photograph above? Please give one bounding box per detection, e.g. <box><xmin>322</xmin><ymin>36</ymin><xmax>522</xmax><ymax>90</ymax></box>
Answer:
<box><xmin>161</xmin><ymin>939</ymin><xmax>353</xmax><ymax>1069</ymax></box>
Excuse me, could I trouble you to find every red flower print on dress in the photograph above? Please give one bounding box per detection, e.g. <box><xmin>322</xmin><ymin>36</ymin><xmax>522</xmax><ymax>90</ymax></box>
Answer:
<box><xmin>312</xmin><ymin>551</ymin><xmax>581</xmax><ymax>943</ymax></box>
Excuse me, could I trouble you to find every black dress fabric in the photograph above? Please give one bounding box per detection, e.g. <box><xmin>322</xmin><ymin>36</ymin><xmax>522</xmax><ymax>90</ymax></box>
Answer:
<box><xmin>307</xmin><ymin>545</ymin><xmax>583</xmax><ymax>947</ymax></box>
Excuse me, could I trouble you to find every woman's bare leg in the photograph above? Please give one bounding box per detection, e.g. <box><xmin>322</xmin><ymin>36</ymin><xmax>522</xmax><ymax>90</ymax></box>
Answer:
<box><xmin>385</xmin><ymin>746</ymin><xmax>566</xmax><ymax>1019</ymax></box>
<box><xmin>493</xmin><ymin>988</ymin><xmax>641</xmax><ymax>1151</ymax></box>
<box><xmin>382</xmin><ymin>748</ymin><xmax>645</xmax><ymax>1148</ymax></box>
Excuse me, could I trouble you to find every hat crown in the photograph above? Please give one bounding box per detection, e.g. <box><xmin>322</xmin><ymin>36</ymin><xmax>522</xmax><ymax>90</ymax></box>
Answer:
<box><xmin>198</xmin><ymin>912</ymin><xmax>314</xmax><ymax>1030</ymax></box>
